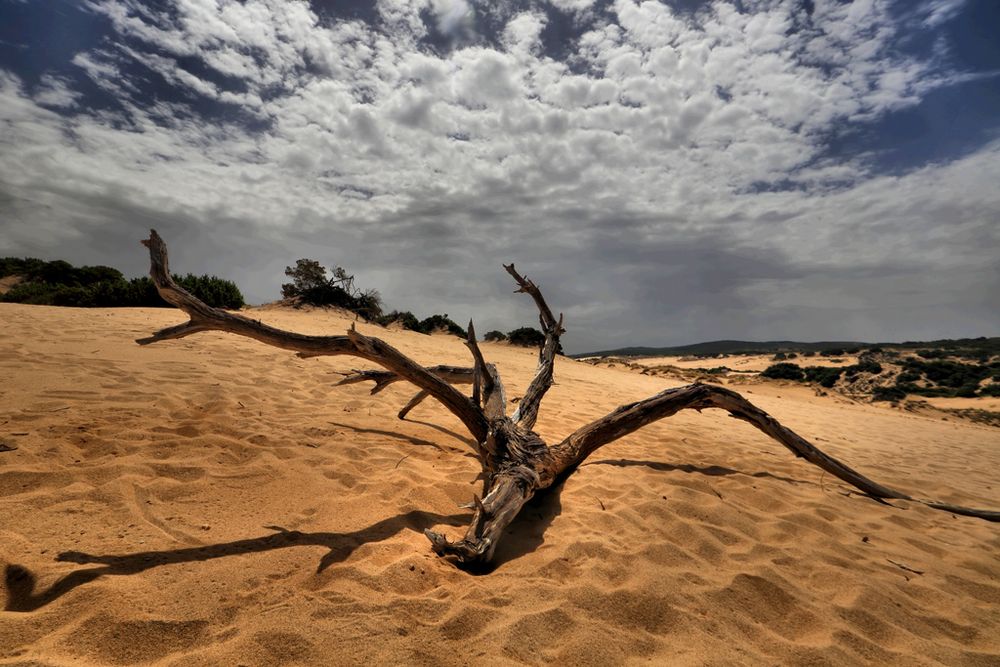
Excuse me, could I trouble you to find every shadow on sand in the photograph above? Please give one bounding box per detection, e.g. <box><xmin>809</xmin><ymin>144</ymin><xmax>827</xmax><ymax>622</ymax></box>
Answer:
<box><xmin>585</xmin><ymin>458</ymin><xmax>809</xmax><ymax>485</ymax></box>
<box><xmin>4</xmin><ymin>510</ymin><xmax>466</xmax><ymax>613</ymax></box>
<box><xmin>4</xmin><ymin>459</ymin><xmax>813</xmax><ymax>609</ymax></box>
<box><xmin>326</xmin><ymin>420</ymin><xmax>478</xmax><ymax>459</ymax></box>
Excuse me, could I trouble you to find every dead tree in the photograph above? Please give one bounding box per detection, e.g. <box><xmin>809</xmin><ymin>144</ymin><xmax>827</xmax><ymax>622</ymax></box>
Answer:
<box><xmin>137</xmin><ymin>231</ymin><xmax>998</xmax><ymax>567</ymax></box>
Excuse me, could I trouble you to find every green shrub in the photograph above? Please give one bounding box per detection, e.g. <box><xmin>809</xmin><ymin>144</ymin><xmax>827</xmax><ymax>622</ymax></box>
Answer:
<box><xmin>903</xmin><ymin>359</ymin><xmax>990</xmax><ymax>390</ymax></box>
<box><xmin>507</xmin><ymin>327</ymin><xmax>546</xmax><ymax>348</ymax></box>
<box><xmin>373</xmin><ymin>310</ymin><xmax>469</xmax><ymax>338</ymax></box>
<box><xmin>980</xmin><ymin>384</ymin><xmax>1000</xmax><ymax>397</ymax></box>
<box><xmin>280</xmin><ymin>258</ymin><xmax>382</xmax><ymax>317</ymax></box>
<box><xmin>804</xmin><ymin>366</ymin><xmax>843</xmax><ymax>388</ymax></box>
<box><xmin>375</xmin><ymin>310</ymin><xmax>421</xmax><ymax>331</ymax></box>
<box><xmin>844</xmin><ymin>359</ymin><xmax>882</xmax><ymax>377</ymax></box>
<box><xmin>761</xmin><ymin>363</ymin><xmax>804</xmax><ymax>381</ymax></box>
<box><xmin>1</xmin><ymin>281</ymin><xmax>57</xmax><ymax>305</ymax></box>
<box><xmin>0</xmin><ymin>262</ymin><xmax>244</xmax><ymax>309</ymax></box>
<box><xmin>418</xmin><ymin>314</ymin><xmax>467</xmax><ymax>338</ymax></box>
<box><xmin>872</xmin><ymin>386</ymin><xmax>906</xmax><ymax>402</ymax></box>
<box><xmin>484</xmin><ymin>330</ymin><xmax>507</xmax><ymax>342</ymax></box>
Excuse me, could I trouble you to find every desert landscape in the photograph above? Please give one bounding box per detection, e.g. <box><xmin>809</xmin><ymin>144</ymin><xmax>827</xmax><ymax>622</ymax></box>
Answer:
<box><xmin>2</xmin><ymin>3</ymin><xmax>1000</xmax><ymax>663</ymax></box>
<box><xmin>2</xmin><ymin>300</ymin><xmax>999</xmax><ymax>666</ymax></box>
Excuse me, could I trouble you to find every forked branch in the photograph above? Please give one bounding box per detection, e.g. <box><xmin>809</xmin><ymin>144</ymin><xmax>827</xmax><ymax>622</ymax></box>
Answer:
<box><xmin>335</xmin><ymin>366</ymin><xmax>474</xmax><ymax>418</ymax></box>
<box><xmin>138</xmin><ymin>230</ymin><xmax>488</xmax><ymax>443</ymax></box>
<box><xmin>503</xmin><ymin>264</ymin><xmax>564</xmax><ymax>430</ymax></box>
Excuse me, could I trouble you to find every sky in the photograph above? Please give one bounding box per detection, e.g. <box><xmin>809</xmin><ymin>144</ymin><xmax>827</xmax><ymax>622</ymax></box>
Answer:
<box><xmin>0</xmin><ymin>0</ymin><xmax>998</xmax><ymax>354</ymax></box>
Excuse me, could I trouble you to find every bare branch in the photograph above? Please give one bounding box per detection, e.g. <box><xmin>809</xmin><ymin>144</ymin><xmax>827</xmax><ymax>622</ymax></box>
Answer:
<box><xmin>138</xmin><ymin>230</ymin><xmax>488</xmax><ymax>443</ymax></box>
<box><xmin>335</xmin><ymin>365</ymin><xmax>482</xmax><ymax>423</ymax></box>
<box><xmin>503</xmin><ymin>264</ymin><xmax>565</xmax><ymax>430</ymax></box>
<box><xmin>334</xmin><ymin>366</ymin><xmax>474</xmax><ymax>395</ymax></box>
<box><xmin>551</xmin><ymin>383</ymin><xmax>999</xmax><ymax>521</ymax></box>
<box><xmin>398</xmin><ymin>390</ymin><xmax>430</xmax><ymax>420</ymax></box>
<box><xmin>462</xmin><ymin>321</ymin><xmax>507</xmax><ymax>422</ymax></box>
<box><xmin>466</xmin><ymin>321</ymin><xmax>483</xmax><ymax>408</ymax></box>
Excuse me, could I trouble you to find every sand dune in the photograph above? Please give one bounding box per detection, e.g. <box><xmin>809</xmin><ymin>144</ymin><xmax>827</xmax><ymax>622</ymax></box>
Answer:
<box><xmin>631</xmin><ymin>354</ymin><xmax>861</xmax><ymax>373</ymax></box>
<box><xmin>2</xmin><ymin>302</ymin><xmax>999</xmax><ymax>666</ymax></box>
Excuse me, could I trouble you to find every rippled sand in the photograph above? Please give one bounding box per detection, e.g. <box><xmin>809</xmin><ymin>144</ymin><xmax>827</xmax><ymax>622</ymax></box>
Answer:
<box><xmin>2</xmin><ymin>303</ymin><xmax>998</xmax><ymax>666</ymax></box>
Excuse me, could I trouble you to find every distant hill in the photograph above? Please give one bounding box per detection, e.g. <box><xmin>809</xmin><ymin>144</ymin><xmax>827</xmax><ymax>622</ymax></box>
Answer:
<box><xmin>573</xmin><ymin>337</ymin><xmax>1000</xmax><ymax>359</ymax></box>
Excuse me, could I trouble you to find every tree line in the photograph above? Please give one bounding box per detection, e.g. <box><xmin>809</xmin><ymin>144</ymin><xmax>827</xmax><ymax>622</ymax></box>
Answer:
<box><xmin>0</xmin><ymin>258</ymin><xmax>243</xmax><ymax>309</ymax></box>
<box><xmin>1</xmin><ymin>255</ymin><xmax>548</xmax><ymax>346</ymax></box>
<box><xmin>281</xmin><ymin>258</ymin><xmax>548</xmax><ymax>346</ymax></box>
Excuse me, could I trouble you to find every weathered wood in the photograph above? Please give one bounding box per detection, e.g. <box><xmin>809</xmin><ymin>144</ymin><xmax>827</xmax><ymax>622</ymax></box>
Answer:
<box><xmin>503</xmin><ymin>264</ymin><xmax>563</xmax><ymax>430</ymax></box>
<box><xmin>335</xmin><ymin>366</ymin><xmax>474</xmax><ymax>419</ymax></box>
<box><xmin>335</xmin><ymin>366</ymin><xmax>475</xmax><ymax>394</ymax></box>
<box><xmin>139</xmin><ymin>230</ymin><xmax>488</xmax><ymax>444</ymax></box>
<box><xmin>138</xmin><ymin>229</ymin><xmax>1000</xmax><ymax>569</ymax></box>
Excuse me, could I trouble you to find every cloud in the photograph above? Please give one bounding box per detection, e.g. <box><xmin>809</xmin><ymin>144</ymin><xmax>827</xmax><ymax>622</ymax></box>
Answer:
<box><xmin>430</xmin><ymin>0</ymin><xmax>475</xmax><ymax>37</ymax></box>
<box><xmin>920</xmin><ymin>0</ymin><xmax>968</xmax><ymax>28</ymax></box>
<box><xmin>1</xmin><ymin>0</ymin><xmax>997</xmax><ymax>352</ymax></box>
<box><xmin>32</xmin><ymin>74</ymin><xmax>82</xmax><ymax>108</ymax></box>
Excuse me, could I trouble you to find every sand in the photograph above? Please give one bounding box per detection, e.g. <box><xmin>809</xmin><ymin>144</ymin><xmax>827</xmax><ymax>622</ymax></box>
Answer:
<box><xmin>1</xmin><ymin>302</ymin><xmax>998</xmax><ymax>666</ymax></box>
<box><xmin>631</xmin><ymin>354</ymin><xmax>861</xmax><ymax>373</ymax></box>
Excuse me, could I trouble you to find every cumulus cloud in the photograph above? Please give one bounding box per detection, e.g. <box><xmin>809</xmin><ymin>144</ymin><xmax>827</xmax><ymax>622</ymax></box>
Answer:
<box><xmin>0</xmin><ymin>0</ymin><xmax>997</xmax><ymax>352</ymax></box>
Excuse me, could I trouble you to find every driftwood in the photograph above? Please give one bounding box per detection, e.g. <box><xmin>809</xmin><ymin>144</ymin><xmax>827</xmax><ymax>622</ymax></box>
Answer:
<box><xmin>137</xmin><ymin>230</ymin><xmax>999</xmax><ymax>567</ymax></box>
<box><xmin>335</xmin><ymin>366</ymin><xmax>474</xmax><ymax>419</ymax></box>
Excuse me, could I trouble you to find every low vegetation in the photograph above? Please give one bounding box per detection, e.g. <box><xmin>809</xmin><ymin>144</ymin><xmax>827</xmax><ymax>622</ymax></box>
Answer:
<box><xmin>0</xmin><ymin>258</ymin><xmax>244</xmax><ymax>309</ymax></box>
<box><xmin>281</xmin><ymin>259</ymin><xmax>382</xmax><ymax>318</ymax></box>
<box><xmin>369</xmin><ymin>310</ymin><xmax>465</xmax><ymax>337</ymax></box>
<box><xmin>506</xmin><ymin>327</ymin><xmax>546</xmax><ymax>347</ymax></box>
<box><xmin>761</xmin><ymin>349</ymin><xmax>998</xmax><ymax>401</ymax></box>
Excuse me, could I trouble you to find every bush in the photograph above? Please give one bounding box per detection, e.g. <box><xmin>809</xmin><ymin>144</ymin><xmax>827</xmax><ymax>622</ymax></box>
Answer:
<box><xmin>1</xmin><ymin>281</ymin><xmax>58</xmax><ymax>305</ymax></box>
<box><xmin>843</xmin><ymin>359</ymin><xmax>882</xmax><ymax>378</ymax></box>
<box><xmin>174</xmin><ymin>276</ymin><xmax>244</xmax><ymax>308</ymax></box>
<box><xmin>980</xmin><ymin>384</ymin><xmax>1000</xmax><ymax>397</ymax></box>
<box><xmin>804</xmin><ymin>366</ymin><xmax>843</xmax><ymax>388</ymax></box>
<box><xmin>772</xmin><ymin>352</ymin><xmax>787</xmax><ymax>361</ymax></box>
<box><xmin>0</xmin><ymin>267</ymin><xmax>244</xmax><ymax>309</ymax></box>
<box><xmin>761</xmin><ymin>363</ymin><xmax>804</xmax><ymax>381</ymax></box>
<box><xmin>903</xmin><ymin>359</ymin><xmax>990</xmax><ymax>389</ymax></box>
<box><xmin>418</xmin><ymin>314</ymin><xmax>467</xmax><ymax>338</ymax></box>
<box><xmin>872</xmin><ymin>386</ymin><xmax>906</xmax><ymax>402</ymax></box>
<box><xmin>484</xmin><ymin>330</ymin><xmax>507</xmax><ymax>342</ymax></box>
<box><xmin>507</xmin><ymin>327</ymin><xmax>546</xmax><ymax>348</ymax></box>
<box><xmin>281</xmin><ymin>259</ymin><xmax>382</xmax><ymax>317</ymax></box>
<box><xmin>376</xmin><ymin>310</ymin><xmax>421</xmax><ymax>332</ymax></box>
